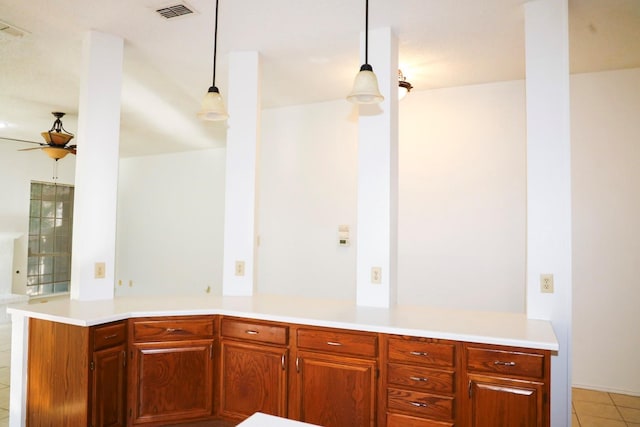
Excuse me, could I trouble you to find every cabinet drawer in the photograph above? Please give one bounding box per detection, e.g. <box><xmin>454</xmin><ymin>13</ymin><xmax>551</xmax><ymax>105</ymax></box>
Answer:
<box><xmin>388</xmin><ymin>363</ymin><xmax>455</xmax><ymax>393</ymax></box>
<box><xmin>387</xmin><ymin>412</ymin><xmax>454</xmax><ymax>427</ymax></box>
<box><xmin>387</xmin><ymin>388</ymin><xmax>454</xmax><ymax>420</ymax></box>
<box><xmin>93</xmin><ymin>321</ymin><xmax>126</xmax><ymax>351</ymax></box>
<box><xmin>388</xmin><ymin>337</ymin><xmax>455</xmax><ymax>368</ymax></box>
<box><xmin>221</xmin><ymin>318</ymin><xmax>288</xmax><ymax>345</ymax></box>
<box><xmin>297</xmin><ymin>328</ymin><xmax>377</xmax><ymax>358</ymax></box>
<box><xmin>466</xmin><ymin>346</ymin><xmax>545</xmax><ymax>379</ymax></box>
<box><xmin>132</xmin><ymin>317</ymin><xmax>214</xmax><ymax>342</ymax></box>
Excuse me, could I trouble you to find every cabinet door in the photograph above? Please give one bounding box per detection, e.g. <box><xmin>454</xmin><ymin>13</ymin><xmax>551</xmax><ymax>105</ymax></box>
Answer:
<box><xmin>296</xmin><ymin>351</ymin><xmax>377</xmax><ymax>427</ymax></box>
<box><xmin>219</xmin><ymin>341</ymin><xmax>288</xmax><ymax>420</ymax></box>
<box><xmin>468</xmin><ymin>374</ymin><xmax>544</xmax><ymax>427</ymax></box>
<box><xmin>92</xmin><ymin>344</ymin><xmax>126</xmax><ymax>427</ymax></box>
<box><xmin>130</xmin><ymin>339</ymin><xmax>214</xmax><ymax>425</ymax></box>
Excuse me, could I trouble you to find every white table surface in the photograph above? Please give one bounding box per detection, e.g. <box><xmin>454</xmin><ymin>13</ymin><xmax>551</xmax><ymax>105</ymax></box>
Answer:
<box><xmin>7</xmin><ymin>293</ymin><xmax>559</xmax><ymax>350</ymax></box>
<box><xmin>238</xmin><ymin>413</ymin><xmax>320</xmax><ymax>426</ymax></box>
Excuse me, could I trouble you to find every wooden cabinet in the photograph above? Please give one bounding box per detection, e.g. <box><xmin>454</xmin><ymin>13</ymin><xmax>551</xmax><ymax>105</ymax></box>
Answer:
<box><xmin>26</xmin><ymin>318</ymin><xmax>127</xmax><ymax>427</ymax></box>
<box><xmin>464</xmin><ymin>343</ymin><xmax>550</xmax><ymax>427</ymax></box>
<box><xmin>91</xmin><ymin>321</ymin><xmax>127</xmax><ymax>427</ymax></box>
<box><xmin>382</xmin><ymin>336</ymin><xmax>459</xmax><ymax>427</ymax></box>
<box><xmin>128</xmin><ymin>316</ymin><xmax>216</xmax><ymax>425</ymax></box>
<box><xmin>293</xmin><ymin>327</ymin><xmax>378</xmax><ymax>427</ymax></box>
<box><xmin>219</xmin><ymin>317</ymin><xmax>289</xmax><ymax>421</ymax></box>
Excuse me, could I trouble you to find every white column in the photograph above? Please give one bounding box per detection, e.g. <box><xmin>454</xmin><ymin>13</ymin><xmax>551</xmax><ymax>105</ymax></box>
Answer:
<box><xmin>524</xmin><ymin>2</ymin><xmax>572</xmax><ymax>426</ymax></box>
<box><xmin>9</xmin><ymin>314</ymin><xmax>29</xmax><ymax>426</ymax></box>
<box><xmin>222</xmin><ymin>51</ymin><xmax>261</xmax><ymax>296</ymax></box>
<box><xmin>70</xmin><ymin>31</ymin><xmax>123</xmax><ymax>301</ymax></box>
<box><xmin>355</xmin><ymin>28</ymin><xmax>399</xmax><ymax>308</ymax></box>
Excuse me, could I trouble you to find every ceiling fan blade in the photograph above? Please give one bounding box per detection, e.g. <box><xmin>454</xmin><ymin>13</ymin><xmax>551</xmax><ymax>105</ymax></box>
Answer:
<box><xmin>18</xmin><ymin>147</ymin><xmax>45</xmax><ymax>151</ymax></box>
<box><xmin>0</xmin><ymin>136</ymin><xmax>45</xmax><ymax>145</ymax></box>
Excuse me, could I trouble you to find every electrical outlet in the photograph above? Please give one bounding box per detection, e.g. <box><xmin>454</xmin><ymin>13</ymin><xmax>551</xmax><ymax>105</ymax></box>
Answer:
<box><xmin>371</xmin><ymin>267</ymin><xmax>382</xmax><ymax>284</ymax></box>
<box><xmin>94</xmin><ymin>262</ymin><xmax>105</xmax><ymax>279</ymax></box>
<box><xmin>540</xmin><ymin>274</ymin><xmax>554</xmax><ymax>293</ymax></box>
<box><xmin>235</xmin><ymin>261</ymin><xmax>245</xmax><ymax>277</ymax></box>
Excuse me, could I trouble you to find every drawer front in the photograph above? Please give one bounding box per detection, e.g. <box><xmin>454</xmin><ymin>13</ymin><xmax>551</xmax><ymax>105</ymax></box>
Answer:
<box><xmin>221</xmin><ymin>318</ymin><xmax>288</xmax><ymax>345</ymax></box>
<box><xmin>297</xmin><ymin>328</ymin><xmax>377</xmax><ymax>358</ymax></box>
<box><xmin>388</xmin><ymin>363</ymin><xmax>455</xmax><ymax>394</ymax></box>
<box><xmin>388</xmin><ymin>337</ymin><xmax>455</xmax><ymax>368</ymax></box>
<box><xmin>466</xmin><ymin>346</ymin><xmax>544</xmax><ymax>379</ymax></box>
<box><xmin>93</xmin><ymin>321</ymin><xmax>126</xmax><ymax>351</ymax></box>
<box><xmin>387</xmin><ymin>388</ymin><xmax>454</xmax><ymax>420</ymax></box>
<box><xmin>387</xmin><ymin>412</ymin><xmax>454</xmax><ymax>427</ymax></box>
<box><xmin>132</xmin><ymin>317</ymin><xmax>214</xmax><ymax>342</ymax></box>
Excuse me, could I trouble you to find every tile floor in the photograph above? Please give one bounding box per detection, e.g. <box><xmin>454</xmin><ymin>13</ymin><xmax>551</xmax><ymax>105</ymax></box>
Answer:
<box><xmin>0</xmin><ymin>322</ymin><xmax>638</xmax><ymax>427</ymax></box>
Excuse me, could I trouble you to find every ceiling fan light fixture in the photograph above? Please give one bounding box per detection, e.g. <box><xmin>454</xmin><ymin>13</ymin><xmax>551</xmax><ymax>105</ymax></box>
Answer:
<box><xmin>347</xmin><ymin>0</ymin><xmax>384</xmax><ymax>105</ymax></box>
<box><xmin>398</xmin><ymin>69</ymin><xmax>413</xmax><ymax>101</ymax></box>
<box><xmin>41</xmin><ymin>112</ymin><xmax>74</xmax><ymax>146</ymax></box>
<box><xmin>42</xmin><ymin>146</ymin><xmax>71</xmax><ymax>160</ymax></box>
<box><xmin>198</xmin><ymin>0</ymin><xmax>228</xmax><ymax>121</ymax></box>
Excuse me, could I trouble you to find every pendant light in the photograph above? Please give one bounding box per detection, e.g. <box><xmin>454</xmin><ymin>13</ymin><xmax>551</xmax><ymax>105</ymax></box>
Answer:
<box><xmin>347</xmin><ymin>0</ymin><xmax>384</xmax><ymax>104</ymax></box>
<box><xmin>198</xmin><ymin>0</ymin><xmax>228</xmax><ymax>121</ymax></box>
<box><xmin>398</xmin><ymin>69</ymin><xmax>413</xmax><ymax>100</ymax></box>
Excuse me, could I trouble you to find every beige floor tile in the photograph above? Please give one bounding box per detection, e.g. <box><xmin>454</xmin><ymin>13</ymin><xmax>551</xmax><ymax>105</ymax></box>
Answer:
<box><xmin>619</xmin><ymin>406</ymin><xmax>640</xmax><ymax>423</ymax></box>
<box><xmin>0</xmin><ymin>368</ymin><xmax>8</xmax><ymax>387</ymax></box>
<box><xmin>573</xmin><ymin>401</ymin><xmax>622</xmax><ymax>421</ymax></box>
<box><xmin>574</xmin><ymin>388</ymin><xmax>614</xmax><ymax>405</ymax></box>
<box><xmin>610</xmin><ymin>393</ymin><xmax>640</xmax><ymax>410</ymax></box>
<box><xmin>577</xmin><ymin>415</ymin><xmax>627</xmax><ymax>427</ymax></box>
<box><xmin>572</xmin><ymin>413</ymin><xmax>581</xmax><ymax>426</ymax></box>
<box><xmin>0</xmin><ymin>387</ymin><xmax>9</xmax><ymax>411</ymax></box>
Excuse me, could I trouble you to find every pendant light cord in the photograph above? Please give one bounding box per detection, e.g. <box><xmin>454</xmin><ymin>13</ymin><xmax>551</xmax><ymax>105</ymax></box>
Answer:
<box><xmin>211</xmin><ymin>0</ymin><xmax>219</xmax><ymax>87</ymax></box>
<box><xmin>364</xmin><ymin>0</ymin><xmax>369</xmax><ymax>65</ymax></box>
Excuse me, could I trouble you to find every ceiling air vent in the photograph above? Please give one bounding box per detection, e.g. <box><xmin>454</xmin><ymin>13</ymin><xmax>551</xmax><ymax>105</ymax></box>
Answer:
<box><xmin>155</xmin><ymin>3</ymin><xmax>195</xmax><ymax>19</ymax></box>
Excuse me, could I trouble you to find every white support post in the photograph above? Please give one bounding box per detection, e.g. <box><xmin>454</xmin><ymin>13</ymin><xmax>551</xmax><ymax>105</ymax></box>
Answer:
<box><xmin>70</xmin><ymin>31</ymin><xmax>123</xmax><ymax>301</ymax></box>
<box><xmin>222</xmin><ymin>51</ymin><xmax>261</xmax><ymax>296</ymax></box>
<box><xmin>355</xmin><ymin>27</ymin><xmax>399</xmax><ymax>308</ymax></box>
<box><xmin>524</xmin><ymin>1</ymin><xmax>572</xmax><ymax>426</ymax></box>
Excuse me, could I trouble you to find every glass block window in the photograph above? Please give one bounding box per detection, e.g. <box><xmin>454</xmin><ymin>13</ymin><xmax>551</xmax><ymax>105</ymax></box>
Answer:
<box><xmin>27</xmin><ymin>182</ymin><xmax>74</xmax><ymax>297</ymax></box>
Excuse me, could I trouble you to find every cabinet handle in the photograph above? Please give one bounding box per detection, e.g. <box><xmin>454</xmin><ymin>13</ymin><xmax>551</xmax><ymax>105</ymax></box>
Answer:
<box><xmin>165</xmin><ymin>328</ymin><xmax>184</xmax><ymax>333</ymax></box>
<box><xmin>409</xmin><ymin>376</ymin><xmax>429</xmax><ymax>382</ymax></box>
<box><xmin>326</xmin><ymin>341</ymin><xmax>342</xmax><ymax>346</ymax></box>
<box><xmin>494</xmin><ymin>361</ymin><xmax>517</xmax><ymax>367</ymax></box>
<box><xmin>409</xmin><ymin>401</ymin><xmax>428</xmax><ymax>408</ymax></box>
<box><xmin>296</xmin><ymin>356</ymin><xmax>300</xmax><ymax>373</ymax></box>
<box><xmin>245</xmin><ymin>329</ymin><xmax>259</xmax><ymax>335</ymax></box>
<box><xmin>409</xmin><ymin>351</ymin><xmax>429</xmax><ymax>357</ymax></box>
<box><xmin>281</xmin><ymin>354</ymin><xmax>286</xmax><ymax>370</ymax></box>
<box><xmin>103</xmin><ymin>334</ymin><xmax>118</xmax><ymax>340</ymax></box>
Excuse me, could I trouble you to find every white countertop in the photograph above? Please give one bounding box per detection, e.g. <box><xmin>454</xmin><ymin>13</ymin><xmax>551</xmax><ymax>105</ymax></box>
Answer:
<box><xmin>7</xmin><ymin>294</ymin><xmax>559</xmax><ymax>350</ymax></box>
<box><xmin>238</xmin><ymin>413</ymin><xmax>319</xmax><ymax>426</ymax></box>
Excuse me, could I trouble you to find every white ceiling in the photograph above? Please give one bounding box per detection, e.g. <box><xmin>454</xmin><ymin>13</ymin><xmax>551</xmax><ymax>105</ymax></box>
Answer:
<box><xmin>0</xmin><ymin>0</ymin><xmax>638</xmax><ymax>157</ymax></box>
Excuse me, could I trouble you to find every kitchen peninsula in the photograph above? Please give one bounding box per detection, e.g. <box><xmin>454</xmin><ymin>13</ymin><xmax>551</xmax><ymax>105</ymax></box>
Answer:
<box><xmin>8</xmin><ymin>294</ymin><xmax>558</xmax><ymax>426</ymax></box>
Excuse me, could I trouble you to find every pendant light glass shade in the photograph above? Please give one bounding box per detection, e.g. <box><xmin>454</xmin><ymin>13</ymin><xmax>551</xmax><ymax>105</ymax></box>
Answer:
<box><xmin>347</xmin><ymin>0</ymin><xmax>383</xmax><ymax>105</ymax></box>
<box><xmin>347</xmin><ymin>64</ymin><xmax>384</xmax><ymax>104</ymax></box>
<box><xmin>198</xmin><ymin>0</ymin><xmax>228</xmax><ymax>121</ymax></box>
<box><xmin>198</xmin><ymin>86</ymin><xmax>228</xmax><ymax>121</ymax></box>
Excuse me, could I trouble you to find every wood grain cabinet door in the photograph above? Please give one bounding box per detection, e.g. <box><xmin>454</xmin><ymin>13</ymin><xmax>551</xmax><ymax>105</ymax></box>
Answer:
<box><xmin>91</xmin><ymin>344</ymin><xmax>126</xmax><ymax>427</ymax></box>
<box><xmin>219</xmin><ymin>340</ymin><xmax>288</xmax><ymax>420</ymax></box>
<box><xmin>129</xmin><ymin>339</ymin><xmax>214</xmax><ymax>425</ymax></box>
<box><xmin>467</xmin><ymin>374</ymin><xmax>544</xmax><ymax>427</ymax></box>
<box><xmin>295</xmin><ymin>351</ymin><xmax>377</xmax><ymax>427</ymax></box>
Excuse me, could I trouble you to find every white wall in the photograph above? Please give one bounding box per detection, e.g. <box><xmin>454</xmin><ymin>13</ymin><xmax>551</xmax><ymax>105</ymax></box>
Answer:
<box><xmin>398</xmin><ymin>81</ymin><xmax>526</xmax><ymax>312</ymax></box>
<box><xmin>0</xmin><ymin>140</ymin><xmax>76</xmax><ymax>295</ymax></box>
<box><xmin>571</xmin><ymin>68</ymin><xmax>640</xmax><ymax>395</ymax></box>
<box><xmin>115</xmin><ymin>149</ymin><xmax>226</xmax><ymax>296</ymax></box>
<box><xmin>257</xmin><ymin>101</ymin><xmax>359</xmax><ymax>299</ymax></box>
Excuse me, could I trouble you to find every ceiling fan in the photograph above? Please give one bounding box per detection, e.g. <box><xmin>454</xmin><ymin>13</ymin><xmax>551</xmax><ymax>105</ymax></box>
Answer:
<box><xmin>0</xmin><ymin>112</ymin><xmax>77</xmax><ymax>160</ymax></box>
